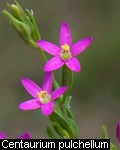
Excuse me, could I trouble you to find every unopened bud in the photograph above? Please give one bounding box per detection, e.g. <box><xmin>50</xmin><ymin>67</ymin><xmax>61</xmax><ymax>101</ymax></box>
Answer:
<box><xmin>3</xmin><ymin>0</ymin><xmax>40</xmax><ymax>47</ymax></box>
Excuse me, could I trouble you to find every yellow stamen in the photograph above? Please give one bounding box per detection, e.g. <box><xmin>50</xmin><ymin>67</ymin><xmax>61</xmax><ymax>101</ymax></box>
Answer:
<box><xmin>37</xmin><ymin>90</ymin><xmax>50</xmax><ymax>104</ymax></box>
<box><xmin>60</xmin><ymin>44</ymin><xmax>71</xmax><ymax>61</ymax></box>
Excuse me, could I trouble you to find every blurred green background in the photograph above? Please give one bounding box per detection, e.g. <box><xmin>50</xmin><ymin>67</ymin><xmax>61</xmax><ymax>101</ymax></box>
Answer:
<box><xmin>0</xmin><ymin>0</ymin><xmax>120</xmax><ymax>145</ymax></box>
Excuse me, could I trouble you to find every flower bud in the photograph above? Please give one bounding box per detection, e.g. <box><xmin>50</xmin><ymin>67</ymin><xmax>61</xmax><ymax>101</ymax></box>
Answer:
<box><xmin>3</xmin><ymin>0</ymin><xmax>40</xmax><ymax>48</ymax></box>
<box><xmin>10</xmin><ymin>4</ymin><xmax>22</xmax><ymax>20</ymax></box>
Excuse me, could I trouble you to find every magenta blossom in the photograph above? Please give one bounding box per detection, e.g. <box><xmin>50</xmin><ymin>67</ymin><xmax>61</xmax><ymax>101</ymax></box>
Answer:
<box><xmin>18</xmin><ymin>72</ymin><xmax>67</xmax><ymax>116</ymax></box>
<box><xmin>0</xmin><ymin>131</ymin><xmax>31</xmax><ymax>139</ymax></box>
<box><xmin>116</xmin><ymin>121</ymin><xmax>120</xmax><ymax>142</ymax></box>
<box><xmin>36</xmin><ymin>22</ymin><xmax>92</xmax><ymax>72</ymax></box>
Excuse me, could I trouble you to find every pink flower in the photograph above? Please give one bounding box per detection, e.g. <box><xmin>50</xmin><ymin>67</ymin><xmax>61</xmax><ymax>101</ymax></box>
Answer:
<box><xmin>36</xmin><ymin>21</ymin><xmax>92</xmax><ymax>72</ymax></box>
<box><xmin>18</xmin><ymin>72</ymin><xmax>67</xmax><ymax>116</ymax></box>
<box><xmin>116</xmin><ymin>121</ymin><xmax>120</xmax><ymax>142</ymax></box>
<box><xmin>0</xmin><ymin>131</ymin><xmax>31</xmax><ymax>139</ymax></box>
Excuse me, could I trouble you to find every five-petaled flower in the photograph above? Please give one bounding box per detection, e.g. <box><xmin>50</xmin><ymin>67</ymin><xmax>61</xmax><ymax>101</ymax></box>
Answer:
<box><xmin>116</xmin><ymin>121</ymin><xmax>120</xmax><ymax>142</ymax></box>
<box><xmin>37</xmin><ymin>21</ymin><xmax>93</xmax><ymax>72</ymax></box>
<box><xmin>0</xmin><ymin>131</ymin><xmax>31</xmax><ymax>139</ymax></box>
<box><xmin>18</xmin><ymin>72</ymin><xmax>67</xmax><ymax>116</ymax></box>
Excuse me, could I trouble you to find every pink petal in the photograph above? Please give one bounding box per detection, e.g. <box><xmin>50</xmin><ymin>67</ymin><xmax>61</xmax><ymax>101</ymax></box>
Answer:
<box><xmin>51</xmin><ymin>86</ymin><xmax>67</xmax><ymax>101</ymax></box>
<box><xmin>116</xmin><ymin>121</ymin><xmax>120</xmax><ymax>142</ymax></box>
<box><xmin>41</xmin><ymin>102</ymin><xmax>54</xmax><ymax>116</ymax></box>
<box><xmin>21</xmin><ymin>78</ymin><xmax>42</xmax><ymax>98</ymax></box>
<box><xmin>0</xmin><ymin>131</ymin><xmax>7</xmax><ymax>139</ymax></box>
<box><xmin>71</xmin><ymin>36</ymin><xmax>93</xmax><ymax>56</ymax></box>
<box><xmin>60</xmin><ymin>22</ymin><xmax>71</xmax><ymax>47</ymax></box>
<box><xmin>65</xmin><ymin>57</ymin><xmax>81</xmax><ymax>72</ymax></box>
<box><xmin>18</xmin><ymin>99</ymin><xmax>41</xmax><ymax>110</ymax></box>
<box><xmin>44</xmin><ymin>56</ymin><xmax>64</xmax><ymax>71</ymax></box>
<box><xmin>36</xmin><ymin>40</ymin><xmax>61</xmax><ymax>56</ymax></box>
<box><xmin>19</xmin><ymin>132</ymin><xmax>31</xmax><ymax>139</ymax></box>
<box><xmin>42</xmin><ymin>72</ymin><xmax>52</xmax><ymax>93</ymax></box>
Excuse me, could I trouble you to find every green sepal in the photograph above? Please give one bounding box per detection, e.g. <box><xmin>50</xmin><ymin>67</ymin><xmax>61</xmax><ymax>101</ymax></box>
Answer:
<box><xmin>49</xmin><ymin>104</ymin><xmax>74</xmax><ymax>138</ymax></box>
<box><xmin>51</xmin><ymin>121</ymin><xmax>71</xmax><ymax>139</ymax></box>
<box><xmin>46</xmin><ymin>126</ymin><xmax>58</xmax><ymax>139</ymax></box>
<box><xmin>7</xmin><ymin>3</ymin><xmax>23</xmax><ymax>21</ymax></box>
<box><xmin>3</xmin><ymin>10</ymin><xmax>31</xmax><ymax>38</ymax></box>
<box><xmin>63</xmin><ymin>96</ymin><xmax>72</xmax><ymax>108</ymax></box>
<box><xmin>59</xmin><ymin>95</ymin><xmax>72</xmax><ymax>113</ymax></box>
<box><xmin>67</xmin><ymin>118</ymin><xmax>78</xmax><ymax>138</ymax></box>
<box><xmin>66</xmin><ymin>108</ymin><xmax>75</xmax><ymax>121</ymax></box>
<box><xmin>49</xmin><ymin>111</ymin><xmax>69</xmax><ymax>131</ymax></box>
<box><xmin>50</xmin><ymin>107</ymin><xmax>78</xmax><ymax>138</ymax></box>
<box><xmin>12</xmin><ymin>0</ymin><xmax>34</xmax><ymax>29</ymax></box>
<box><xmin>7</xmin><ymin>1</ymin><xmax>34</xmax><ymax>32</ymax></box>
<box><xmin>26</xmin><ymin>9</ymin><xmax>40</xmax><ymax>40</ymax></box>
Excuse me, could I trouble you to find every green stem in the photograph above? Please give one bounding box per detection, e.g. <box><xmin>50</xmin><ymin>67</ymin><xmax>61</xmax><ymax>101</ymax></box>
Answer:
<box><xmin>37</xmin><ymin>46</ymin><xmax>47</xmax><ymax>63</ymax></box>
<box><xmin>65</xmin><ymin>66</ymin><xmax>73</xmax><ymax>97</ymax></box>
<box><xmin>62</xmin><ymin>65</ymin><xmax>66</xmax><ymax>86</ymax></box>
<box><xmin>59</xmin><ymin>65</ymin><xmax>73</xmax><ymax>113</ymax></box>
<box><xmin>62</xmin><ymin>65</ymin><xmax>73</xmax><ymax>101</ymax></box>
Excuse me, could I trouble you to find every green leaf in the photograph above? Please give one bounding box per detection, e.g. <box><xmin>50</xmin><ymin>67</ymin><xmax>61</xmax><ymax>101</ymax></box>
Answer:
<box><xmin>101</xmin><ymin>125</ymin><xmax>109</xmax><ymax>139</ymax></box>
<box><xmin>66</xmin><ymin>108</ymin><xmax>74</xmax><ymax>120</ymax></box>
<box><xmin>54</xmin><ymin>104</ymin><xmax>69</xmax><ymax>121</ymax></box>
<box><xmin>101</xmin><ymin>125</ymin><xmax>118</xmax><ymax>150</ymax></box>
<box><xmin>67</xmin><ymin>118</ymin><xmax>78</xmax><ymax>138</ymax></box>
<box><xmin>52</xmin><ymin>121</ymin><xmax>71</xmax><ymax>139</ymax></box>
<box><xmin>110</xmin><ymin>143</ymin><xmax>117</xmax><ymax>150</ymax></box>
<box><xmin>49</xmin><ymin>111</ymin><xmax>69</xmax><ymax>131</ymax></box>
<box><xmin>46</xmin><ymin>126</ymin><xmax>58</xmax><ymax>139</ymax></box>
<box><xmin>64</xmin><ymin>96</ymin><xmax>72</xmax><ymax>108</ymax></box>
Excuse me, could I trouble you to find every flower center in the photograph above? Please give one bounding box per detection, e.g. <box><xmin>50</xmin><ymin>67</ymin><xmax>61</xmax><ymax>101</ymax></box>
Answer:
<box><xmin>60</xmin><ymin>44</ymin><xmax>71</xmax><ymax>61</ymax></box>
<box><xmin>37</xmin><ymin>90</ymin><xmax>50</xmax><ymax>104</ymax></box>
